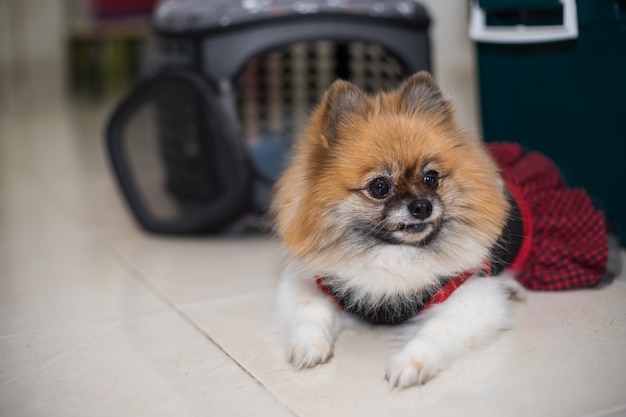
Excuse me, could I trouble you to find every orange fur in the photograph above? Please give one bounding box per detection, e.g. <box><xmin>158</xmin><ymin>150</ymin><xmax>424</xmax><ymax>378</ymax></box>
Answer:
<box><xmin>272</xmin><ymin>72</ymin><xmax>508</xmax><ymax>263</ymax></box>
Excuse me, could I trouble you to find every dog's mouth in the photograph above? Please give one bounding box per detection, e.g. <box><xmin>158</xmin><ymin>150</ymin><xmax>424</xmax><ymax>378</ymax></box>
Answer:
<box><xmin>369</xmin><ymin>220</ymin><xmax>442</xmax><ymax>247</ymax></box>
<box><xmin>397</xmin><ymin>223</ymin><xmax>429</xmax><ymax>234</ymax></box>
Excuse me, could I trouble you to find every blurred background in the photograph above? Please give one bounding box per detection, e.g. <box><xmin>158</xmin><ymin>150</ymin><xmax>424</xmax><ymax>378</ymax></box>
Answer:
<box><xmin>0</xmin><ymin>0</ymin><xmax>483</xmax><ymax>236</ymax></box>
<box><xmin>0</xmin><ymin>0</ymin><xmax>155</xmax><ymax>102</ymax></box>
<box><xmin>0</xmin><ymin>1</ymin><xmax>478</xmax><ymax>121</ymax></box>
<box><xmin>0</xmin><ymin>0</ymin><xmax>624</xmax><ymax>241</ymax></box>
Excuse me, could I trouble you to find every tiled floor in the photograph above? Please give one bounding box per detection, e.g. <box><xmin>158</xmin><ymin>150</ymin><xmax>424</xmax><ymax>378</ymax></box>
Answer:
<box><xmin>1</xmin><ymin>65</ymin><xmax>626</xmax><ymax>417</ymax></box>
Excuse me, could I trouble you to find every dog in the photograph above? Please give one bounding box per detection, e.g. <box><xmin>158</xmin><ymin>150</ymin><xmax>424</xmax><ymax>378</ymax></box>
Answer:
<box><xmin>270</xmin><ymin>71</ymin><xmax>611</xmax><ymax>389</ymax></box>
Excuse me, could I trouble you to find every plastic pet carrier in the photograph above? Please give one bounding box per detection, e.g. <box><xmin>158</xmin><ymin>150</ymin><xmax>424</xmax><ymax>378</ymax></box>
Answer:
<box><xmin>470</xmin><ymin>0</ymin><xmax>626</xmax><ymax>245</ymax></box>
<box><xmin>105</xmin><ymin>0</ymin><xmax>432</xmax><ymax>235</ymax></box>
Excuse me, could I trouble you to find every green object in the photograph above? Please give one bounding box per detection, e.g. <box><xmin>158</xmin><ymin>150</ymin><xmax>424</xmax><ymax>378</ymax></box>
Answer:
<box><xmin>474</xmin><ymin>0</ymin><xmax>626</xmax><ymax>245</ymax></box>
<box><xmin>479</xmin><ymin>0</ymin><xmax>561</xmax><ymax>11</ymax></box>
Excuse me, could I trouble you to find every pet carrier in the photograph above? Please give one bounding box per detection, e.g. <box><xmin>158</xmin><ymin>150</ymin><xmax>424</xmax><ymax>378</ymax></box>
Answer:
<box><xmin>106</xmin><ymin>0</ymin><xmax>432</xmax><ymax>234</ymax></box>
<box><xmin>470</xmin><ymin>0</ymin><xmax>626</xmax><ymax>245</ymax></box>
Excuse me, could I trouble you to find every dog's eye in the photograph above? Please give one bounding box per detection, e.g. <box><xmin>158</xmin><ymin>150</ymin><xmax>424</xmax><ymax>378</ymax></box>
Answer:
<box><xmin>423</xmin><ymin>170</ymin><xmax>439</xmax><ymax>189</ymax></box>
<box><xmin>367</xmin><ymin>177</ymin><xmax>392</xmax><ymax>199</ymax></box>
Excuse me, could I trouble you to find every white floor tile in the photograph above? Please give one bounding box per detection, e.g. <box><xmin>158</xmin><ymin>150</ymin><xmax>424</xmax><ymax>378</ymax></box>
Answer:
<box><xmin>615</xmin><ymin>251</ymin><xmax>626</xmax><ymax>287</ymax></box>
<box><xmin>0</xmin><ymin>310</ymin><xmax>294</xmax><ymax>417</ymax></box>
<box><xmin>0</xmin><ymin>197</ymin><xmax>96</xmax><ymax>257</ymax></box>
<box><xmin>0</xmin><ymin>239</ymin><xmax>165</xmax><ymax>335</ymax></box>
<box><xmin>45</xmin><ymin>170</ymin><xmax>143</xmax><ymax>240</ymax></box>
<box><xmin>181</xmin><ymin>282</ymin><xmax>626</xmax><ymax>417</ymax></box>
<box><xmin>108</xmin><ymin>235</ymin><xmax>284</xmax><ymax>304</ymax></box>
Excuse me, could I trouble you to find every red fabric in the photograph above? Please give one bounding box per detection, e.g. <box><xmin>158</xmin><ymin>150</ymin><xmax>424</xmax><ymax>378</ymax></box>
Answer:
<box><xmin>315</xmin><ymin>276</ymin><xmax>343</xmax><ymax>309</ymax></box>
<box><xmin>90</xmin><ymin>0</ymin><xmax>156</xmax><ymax>16</ymax></box>
<box><xmin>422</xmin><ymin>262</ymin><xmax>491</xmax><ymax>311</ymax></box>
<box><xmin>488</xmin><ymin>142</ymin><xmax>608</xmax><ymax>290</ymax></box>
<box><xmin>315</xmin><ymin>262</ymin><xmax>491</xmax><ymax>313</ymax></box>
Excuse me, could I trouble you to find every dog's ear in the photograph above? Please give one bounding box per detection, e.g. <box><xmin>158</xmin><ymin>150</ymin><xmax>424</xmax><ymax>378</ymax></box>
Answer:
<box><xmin>397</xmin><ymin>71</ymin><xmax>454</xmax><ymax>122</ymax></box>
<box><xmin>316</xmin><ymin>79</ymin><xmax>370</xmax><ymax>148</ymax></box>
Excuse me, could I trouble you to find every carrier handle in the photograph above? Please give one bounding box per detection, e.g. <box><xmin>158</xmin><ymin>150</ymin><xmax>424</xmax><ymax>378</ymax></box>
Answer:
<box><xmin>105</xmin><ymin>70</ymin><xmax>251</xmax><ymax>234</ymax></box>
<box><xmin>469</xmin><ymin>0</ymin><xmax>578</xmax><ymax>44</ymax></box>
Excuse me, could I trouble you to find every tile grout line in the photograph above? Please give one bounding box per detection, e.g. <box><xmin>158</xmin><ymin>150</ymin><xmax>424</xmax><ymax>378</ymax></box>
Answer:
<box><xmin>103</xmin><ymin>241</ymin><xmax>300</xmax><ymax>417</ymax></box>
<box><xmin>27</xmin><ymin>185</ymin><xmax>301</xmax><ymax>416</ymax></box>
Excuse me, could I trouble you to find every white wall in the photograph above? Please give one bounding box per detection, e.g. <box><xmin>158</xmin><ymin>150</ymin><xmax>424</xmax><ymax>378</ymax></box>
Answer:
<box><xmin>0</xmin><ymin>0</ymin><xmax>65</xmax><ymax>68</ymax></box>
<box><xmin>417</xmin><ymin>0</ymin><xmax>479</xmax><ymax>132</ymax></box>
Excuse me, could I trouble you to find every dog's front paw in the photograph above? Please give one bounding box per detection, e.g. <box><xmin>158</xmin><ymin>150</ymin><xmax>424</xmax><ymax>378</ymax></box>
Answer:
<box><xmin>287</xmin><ymin>324</ymin><xmax>334</xmax><ymax>369</ymax></box>
<box><xmin>386</xmin><ymin>345</ymin><xmax>442</xmax><ymax>390</ymax></box>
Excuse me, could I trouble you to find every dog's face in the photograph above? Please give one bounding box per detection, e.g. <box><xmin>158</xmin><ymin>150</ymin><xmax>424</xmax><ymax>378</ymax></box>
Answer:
<box><xmin>331</xmin><ymin>122</ymin><xmax>449</xmax><ymax>248</ymax></box>
<box><xmin>273</xmin><ymin>72</ymin><xmax>508</xmax><ymax>269</ymax></box>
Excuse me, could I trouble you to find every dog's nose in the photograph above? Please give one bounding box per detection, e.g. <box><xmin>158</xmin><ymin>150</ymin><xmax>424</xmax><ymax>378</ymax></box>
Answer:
<box><xmin>408</xmin><ymin>199</ymin><xmax>433</xmax><ymax>220</ymax></box>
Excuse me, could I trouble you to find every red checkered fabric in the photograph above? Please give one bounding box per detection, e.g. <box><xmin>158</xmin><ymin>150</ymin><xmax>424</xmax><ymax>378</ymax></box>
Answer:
<box><xmin>488</xmin><ymin>142</ymin><xmax>608</xmax><ymax>290</ymax></box>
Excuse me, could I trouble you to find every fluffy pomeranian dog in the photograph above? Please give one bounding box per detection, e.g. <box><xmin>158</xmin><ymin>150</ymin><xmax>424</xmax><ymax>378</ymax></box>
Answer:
<box><xmin>271</xmin><ymin>71</ymin><xmax>529</xmax><ymax>390</ymax></box>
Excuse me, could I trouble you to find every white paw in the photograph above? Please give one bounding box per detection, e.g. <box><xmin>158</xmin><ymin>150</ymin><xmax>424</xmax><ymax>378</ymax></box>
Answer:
<box><xmin>386</xmin><ymin>345</ymin><xmax>442</xmax><ymax>390</ymax></box>
<box><xmin>287</xmin><ymin>324</ymin><xmax>334</xmax><ymax>369</ymax></box>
